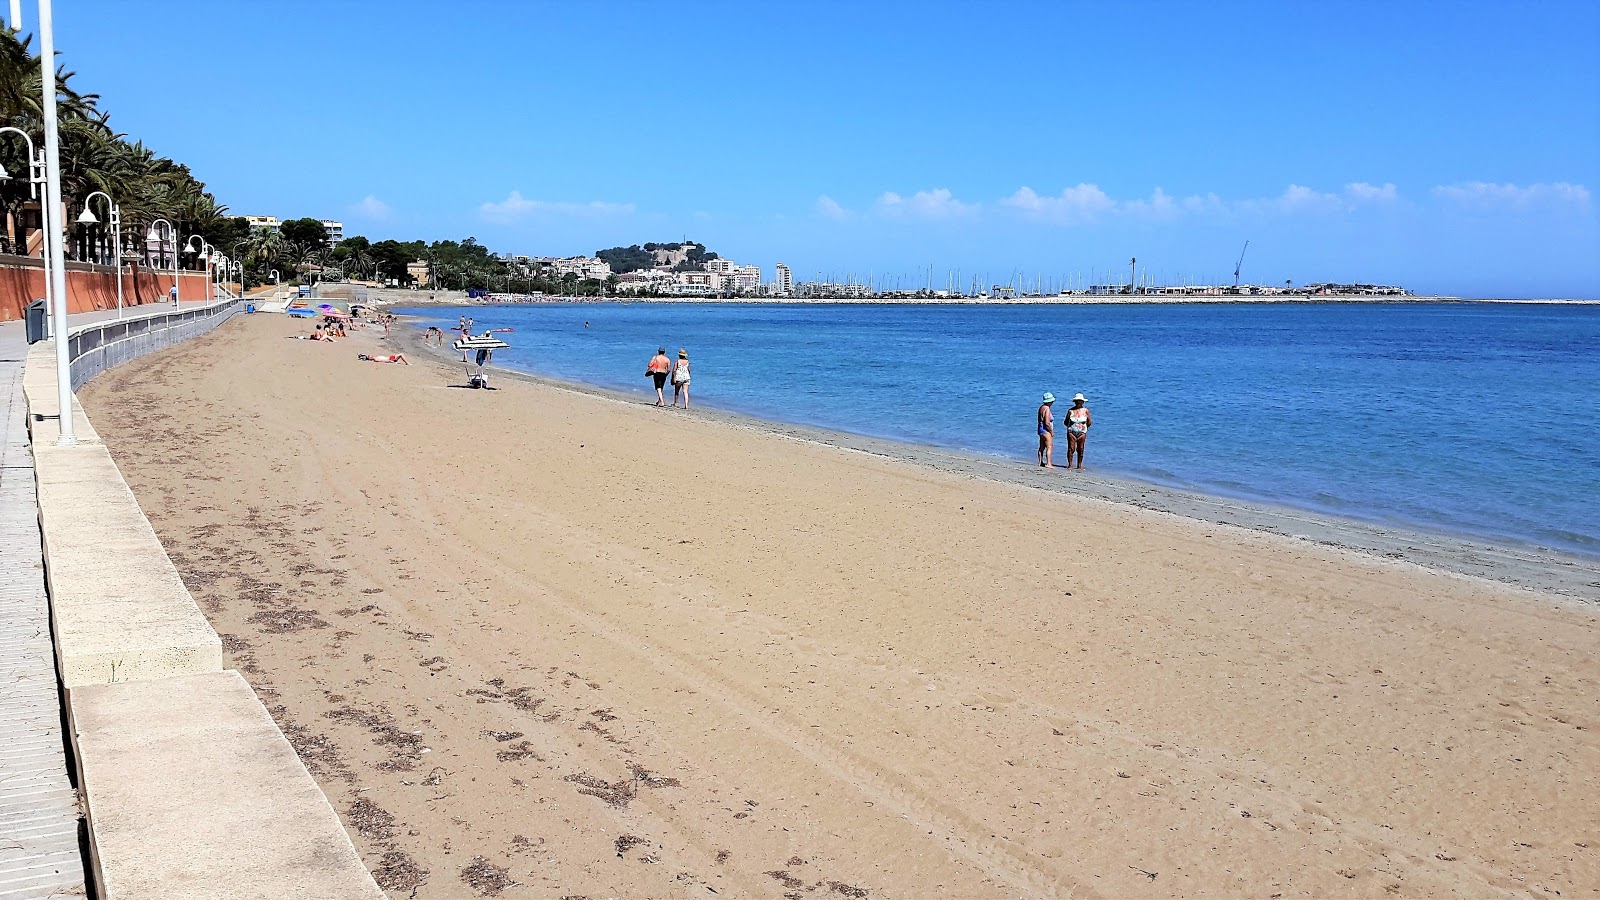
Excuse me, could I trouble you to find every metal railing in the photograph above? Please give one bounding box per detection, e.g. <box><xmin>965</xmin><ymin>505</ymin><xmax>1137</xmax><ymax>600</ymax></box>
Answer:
<box><xmin>65</xmin><ymin>297</ymin><xmax>244</xmax><ymax>390</ymax></box>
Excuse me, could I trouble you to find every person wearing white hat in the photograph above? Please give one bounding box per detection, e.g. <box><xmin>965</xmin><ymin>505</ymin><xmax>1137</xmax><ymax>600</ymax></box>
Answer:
<box><xmin>1065</xmin><ymin>393</ymin><xmax>1092</xmax><ymax>469</ymax></box>
<box><xmin>1037</xmin><ymin>392</ymin><xmax>1057</xmax><ymax>468</ymax></box>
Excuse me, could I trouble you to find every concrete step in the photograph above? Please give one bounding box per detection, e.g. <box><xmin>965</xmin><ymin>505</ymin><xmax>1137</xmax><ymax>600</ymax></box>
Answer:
<box><xmin>70</xmin><ymin>671</ymin><xmax>381</xmax><ymax>899</ymax></box>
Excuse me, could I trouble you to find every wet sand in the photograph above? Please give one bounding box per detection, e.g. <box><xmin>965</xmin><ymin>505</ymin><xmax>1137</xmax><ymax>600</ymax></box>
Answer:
<box><xmin>81</xmin><ymin>313</ymin><xmax>1600</xmax><ymax>898</ymax></box>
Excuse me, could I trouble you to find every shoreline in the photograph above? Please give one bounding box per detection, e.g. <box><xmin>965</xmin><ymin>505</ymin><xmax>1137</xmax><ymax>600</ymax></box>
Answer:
<box><xmin>402</xmin><ymin>317</ymin><xmax>1600</xmax><ymax>603</ymax></box>
<box><xmin>365</xmin><ymin>289</ymin><xmax>1600</xmax><ymax>307</ymax></box>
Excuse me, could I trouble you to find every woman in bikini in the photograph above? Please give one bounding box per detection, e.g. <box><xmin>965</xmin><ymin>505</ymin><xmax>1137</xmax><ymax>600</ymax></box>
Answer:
<box><xmin>1037</xmin><ymin>393</ymin><xmax>1056</xmax><ymax>468</ymax></box>
<box><xmin>1064</xmin><ymin>393</ymin><xmax>1092</xmax><ymax>469</ymax></box>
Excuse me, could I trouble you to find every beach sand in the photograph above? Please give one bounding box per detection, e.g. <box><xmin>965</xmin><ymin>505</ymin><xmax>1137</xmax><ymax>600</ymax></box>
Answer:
<box><xmin>81</xmin><ymin>314</ymin><xmax>1599</xmax><ymax>898</ymax></box>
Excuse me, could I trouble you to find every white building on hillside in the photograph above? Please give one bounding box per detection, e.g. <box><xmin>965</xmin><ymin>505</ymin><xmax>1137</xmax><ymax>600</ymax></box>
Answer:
<box><xmin>243</xmin><ymin>215</ymin><xmax>279</xmax><ymax>233</ymax></box>
<box><xmin>321</xmin><ymin>220</ymin><xmax>344</xmax><ymax>243</ymax></box>
<box><xmin>534</xmin><ymin>256</ymin><xmax>613</xmax><ymax>281</ymax></box>
<box><xmin>731</xmin><ymin>264</ymin><xmax>761</xmax><ymax>293</ymax></box>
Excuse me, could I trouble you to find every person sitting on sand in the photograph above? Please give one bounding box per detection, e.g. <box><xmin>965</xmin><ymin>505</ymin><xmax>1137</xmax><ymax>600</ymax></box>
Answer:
<box><xmin>646</xmin><ymin>347</ymin><xmax>672</xmax><ymax>406</ymax></box>
<box><xmin>1064</xmin><ymin>393</ymin><xmax>1092</xmax><ymax>469</ymax></box>
<box><xmin>671</xmin><ymin>348</ymin><xmax>691</xmax><ymax>409</ymax></box>
<box><xmin>1037</xmin><ymin>392</ymin><xmax>1056</xmax><ymax>468</ymax></box>
<box><xmin>358</xmin><ymin>354</ymin><xmax>409</xmax><ymax>365</ymax></box>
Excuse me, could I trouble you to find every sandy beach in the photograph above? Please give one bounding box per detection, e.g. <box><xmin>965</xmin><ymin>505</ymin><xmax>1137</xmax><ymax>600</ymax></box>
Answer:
<box><xmin>81</xmin><ymin>313</ymin><xmax>1599</xmax><ymax>898</ymax></box>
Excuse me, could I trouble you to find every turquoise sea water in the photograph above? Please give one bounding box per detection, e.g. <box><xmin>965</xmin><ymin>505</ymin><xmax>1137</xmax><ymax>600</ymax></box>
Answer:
<box><xmin>400</xmin><ymin>302</ymin><xmax>1600</xmax><ymax>558</ymax></box>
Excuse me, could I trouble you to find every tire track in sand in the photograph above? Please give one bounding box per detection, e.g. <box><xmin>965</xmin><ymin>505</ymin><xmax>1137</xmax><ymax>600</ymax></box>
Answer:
<box><xmin>454</xmin><ymin>503</ymin><xmax>1097</xmax><ymax>899</ymax></box>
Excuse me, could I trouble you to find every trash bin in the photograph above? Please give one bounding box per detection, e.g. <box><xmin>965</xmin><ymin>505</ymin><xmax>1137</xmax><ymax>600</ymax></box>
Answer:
<box><xmin>24</xmin><ymin>298</ymin><xmax>47</xmax><ymax>343</ymax></box>
<box><xmin>245</xmin><ymin>302</ymin><xmax>255</xmax><ymax>314</ymax></box>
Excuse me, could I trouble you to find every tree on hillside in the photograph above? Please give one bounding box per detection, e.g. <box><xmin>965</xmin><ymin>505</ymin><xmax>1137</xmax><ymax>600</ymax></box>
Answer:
<box><xmin>279</xmin><ymin>217</ymin><xmax>327</xmax><ymax>249</ymax></box>
<box><xmin>370</xmin><ymin>239</ymin><xmax>416</xmax><ymax>285</ymax></box>
<box><xmin>595</xmin><ymin>243</ymin><xmax>654</xmax><ymax>274</ymax></box>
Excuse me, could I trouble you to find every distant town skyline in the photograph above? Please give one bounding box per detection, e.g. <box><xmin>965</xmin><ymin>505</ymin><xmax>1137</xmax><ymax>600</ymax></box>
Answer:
<box><xmin>57</xmin><ymin>1</ymin><xmax>1600</xmax><ymax>298</ymax></box>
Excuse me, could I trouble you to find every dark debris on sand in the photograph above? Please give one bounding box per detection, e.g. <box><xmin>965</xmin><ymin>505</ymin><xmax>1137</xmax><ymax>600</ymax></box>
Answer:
<box><xmin>372</xmin><ymin>849</ymin><xmax>429</xmax><ymax>894</ymax></box>
<box><xmin>460</xmin><ymin>856</ymin><xmax>514</xmax><ymax>896</ymax></box>
<box><xmin>247</xmin><ymin>607</ymin><xmax>331</xmax><ymax>634</ymax></box>
<box><xmin>346</xmin><ymin>797</ymin><xmax>397</xmax><ymax>842</ymax></box>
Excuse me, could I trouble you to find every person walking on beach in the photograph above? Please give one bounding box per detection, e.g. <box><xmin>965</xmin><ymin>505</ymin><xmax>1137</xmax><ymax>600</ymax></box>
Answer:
<box><xmin>671</xmin><ymin>349</ymin><xmax>691</xmax><ymax>409</ymax></box>
<box><xmin>646</xmin><ymin>347</ymin><xmax>672</xmax><ymax>406</ymax></box>
<box><xmin>1064</xmin><ymin>393</ymin><xmax>1092</xmax><ymax>469</ymax></box>
<box><xmin>1037</xmin><ymin>392</ymin><xmax>1056</xmax><ymax>468</ymax></box>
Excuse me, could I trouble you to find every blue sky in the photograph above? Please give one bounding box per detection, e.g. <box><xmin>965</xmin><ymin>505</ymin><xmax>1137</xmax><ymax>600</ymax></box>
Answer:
<box><xmin>53</xmin><ymin>0</ymin><xmax>1600</xmax><ymax>297</ymax></box>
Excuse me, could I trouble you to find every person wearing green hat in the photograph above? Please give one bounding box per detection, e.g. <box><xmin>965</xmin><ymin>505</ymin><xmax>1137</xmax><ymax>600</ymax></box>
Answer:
<box><xmin>1037</xmin><ymin>392</ymin><xmax>1056</xmax><ymax>468</ymax></box>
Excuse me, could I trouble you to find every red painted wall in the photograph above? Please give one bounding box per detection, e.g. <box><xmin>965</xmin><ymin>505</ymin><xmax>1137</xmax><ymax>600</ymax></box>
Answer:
<box><xmin>0</xmin><ymin>255</ymin><xmax>213</xmax><ymax>321</ymax></box>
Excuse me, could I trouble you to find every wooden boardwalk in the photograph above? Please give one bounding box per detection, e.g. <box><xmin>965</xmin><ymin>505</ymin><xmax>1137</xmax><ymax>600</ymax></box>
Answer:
<box><xmin>0</xmin><ymin>330</ymin><xmax>86</xmax><ymax>899</ymax></box>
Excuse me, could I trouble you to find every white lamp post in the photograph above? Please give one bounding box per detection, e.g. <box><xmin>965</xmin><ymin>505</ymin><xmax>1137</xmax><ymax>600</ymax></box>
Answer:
<box><xmin>146</xmin><ymin>218</ymin><xmax>176</xmax><ymax>303</ymax></box>
<box><xmin>0</xmin><ymin>125</ymin><xmax>54</xmax><ymax>330</ymax></box>
<box><xmin>183</xmin><ymin>235</ymin><xmax>212</xmax><ymax>304</ymax></box>
<box><xmin>35</xmin><ymin>0</ymin><xmax>74</xmax><ymax>444</ymax></box>
<box><xmin>77</xmin><ymin>190</ymin><xmax>123</xmax><ymax>318</ymax></box>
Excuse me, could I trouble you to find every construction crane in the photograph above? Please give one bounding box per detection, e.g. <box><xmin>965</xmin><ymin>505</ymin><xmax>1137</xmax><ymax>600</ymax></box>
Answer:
<box><xmin>1232</xmin><ymin>241</ymin><xmax>1250</xmax><ymax>288</ymax></box>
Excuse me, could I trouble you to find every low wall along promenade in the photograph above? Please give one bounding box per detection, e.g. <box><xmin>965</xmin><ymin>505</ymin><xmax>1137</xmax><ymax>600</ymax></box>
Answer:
<box><xmin>23</xmin><ymin>300</ymin><xmax>384</xmax><ymax>897</ymax></box>
<box><xmin>0</xmin><ymin>254</ymin><xmax>217</xmax><ymax>321</ymax></box>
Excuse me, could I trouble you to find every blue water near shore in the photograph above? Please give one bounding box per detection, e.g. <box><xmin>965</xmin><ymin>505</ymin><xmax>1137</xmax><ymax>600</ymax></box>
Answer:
<box><xmin>399</xmin><ymin>302</ymin><xmax>1600</xmax><ymax>558</ymax></box>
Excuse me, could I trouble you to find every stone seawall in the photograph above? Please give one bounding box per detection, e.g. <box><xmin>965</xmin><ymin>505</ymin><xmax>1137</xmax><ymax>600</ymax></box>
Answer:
<box><xmin>23</xmin><ymin>304</ymin><xmax>383</xmax><ymax>897</ymax></box>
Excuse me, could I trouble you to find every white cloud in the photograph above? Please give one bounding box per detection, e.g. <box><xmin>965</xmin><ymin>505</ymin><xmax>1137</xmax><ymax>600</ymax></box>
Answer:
<box><xmin>816</xmin><ymin>195</ymin><xmax>850</xmax><ymax>220</ymax></box>
<box><xmin>478</xmin><ymin>190</ymin><xmax>635</xmax><ymax>224</ymax></box>
<box><xmin>1274</xmin><ymin>184</ymin><xmax>1344</xmax><ymax>213</ymax></box>
<box><xmin>1002</xmin><ymin>184</ymin><xmax>1227</xmax><ymax>223</ymax></box>
<box><xmin>1001</xmin><ymin>184</ymin><xmax>1116</xmax><ymax>223</ymax></box>
<box><xmin>1431</xmin><ymin>181</ymin><xmax>1590</xmax><ymax>210</ymax></box>
<box><xmin>350</xmin><ymin>195</ymin><xmax>391</xmax><ymax>220</ymax></box>
<box><xmin>1242</xmin><ymin>182</ymin><xmax>1401</xmax><ymax>215</ymax></box>
<box><xmin>1346</xmin><ymin>181</ymin><xmax>1398</xmax><ymax>203</ymax></box>
<box><xmin>875</xmin><ymin>187</ymin><xmax>975</xmax><ymax>220</ymax></box>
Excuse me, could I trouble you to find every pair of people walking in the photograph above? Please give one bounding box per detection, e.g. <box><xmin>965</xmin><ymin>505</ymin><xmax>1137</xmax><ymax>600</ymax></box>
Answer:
<box><xmin>646</xmin><ymin>347</ymin><xmax>691</xmax><ymax>408</ymax></box>
<box><xmin>1037</xmin><ymin>392</ymin><xmax>1091</xmax><ymax>469</ymax></box>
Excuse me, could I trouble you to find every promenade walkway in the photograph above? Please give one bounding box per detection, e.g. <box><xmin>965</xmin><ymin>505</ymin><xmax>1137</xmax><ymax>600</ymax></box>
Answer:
<box><xmin>0</xmin><ymin>318</ymin><xmax>85</xmax><ymax>897</ymax></box>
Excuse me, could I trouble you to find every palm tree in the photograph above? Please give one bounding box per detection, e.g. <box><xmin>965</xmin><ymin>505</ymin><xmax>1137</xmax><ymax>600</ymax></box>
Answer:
<box><xmin>339</xmin><ymin>244</ymin><xmax>373</xmax><ymax>281</ymax></box>
<box><xmin>0</xmin><ymin>28</ymin><xmax>230</xmax><ymax>263</ymax></box>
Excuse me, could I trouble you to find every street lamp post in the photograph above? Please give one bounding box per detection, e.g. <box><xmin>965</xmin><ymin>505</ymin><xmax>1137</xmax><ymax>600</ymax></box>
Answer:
<box><xmin>147</xmin><ymin>218</ymin><xmax>177</xmax><ymax>303</ymax></box>
<box><xmin>35</xmin><ymin>0</ymin><xmax>75</xmax><ymax>443</ymax></box>
<box><xmin>183</xmin><ymin>235</ymin><xmax>213</xmax><ymax>304</ymax></box>
<box><xmin>78</xmin><ymin>190</ymin><xmax>124</xmax><ymax>318</ymax></box>
<box><xmin>0</xmin><ymin>125</ymin><xmax>54</xmax><ymax>329</ymax></box>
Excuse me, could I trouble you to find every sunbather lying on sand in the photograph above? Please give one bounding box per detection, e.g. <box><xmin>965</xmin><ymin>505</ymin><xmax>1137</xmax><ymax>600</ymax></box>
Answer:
<box><xmin>358</xmin><ymin>354</ymin><xmax>409</xmax><ymax>365</ymax></box>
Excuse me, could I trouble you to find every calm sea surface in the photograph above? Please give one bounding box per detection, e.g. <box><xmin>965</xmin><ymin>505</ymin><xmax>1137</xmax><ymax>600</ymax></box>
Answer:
<box><xmin>399</xmin><ymin>302</ymin><xmax>1600</xmax><ymax>558</ymax></box>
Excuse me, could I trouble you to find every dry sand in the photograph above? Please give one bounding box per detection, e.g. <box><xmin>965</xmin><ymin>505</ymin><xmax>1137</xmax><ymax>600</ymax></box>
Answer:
<box><xmin>81</xmin><ymin>314</ymin><xmax>1599</xmax><ymax>898</ymax></box>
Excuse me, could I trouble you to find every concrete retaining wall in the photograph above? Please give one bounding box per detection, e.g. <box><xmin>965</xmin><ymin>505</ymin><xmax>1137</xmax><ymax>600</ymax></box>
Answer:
<box><xmin>0</xmin><ymin>254</ymin><xmax>215</xmax><ymax>321</ymax></box>
<box><xmin>24</xmin><ymin>306</ymin><xmax>382</xmax><ymax>897</ymax></box>
<box><xmin>66</xmin><ymin>299</ymin><xmax>245</xmax><ymax>389</ymax></box>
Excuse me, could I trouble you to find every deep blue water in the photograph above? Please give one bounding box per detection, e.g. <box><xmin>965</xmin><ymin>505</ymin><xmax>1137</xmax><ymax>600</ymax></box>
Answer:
<box><xmin>399</xmin><ymin>302</ymin><xmax>1600</xmax><ymax>558</ymax></box>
